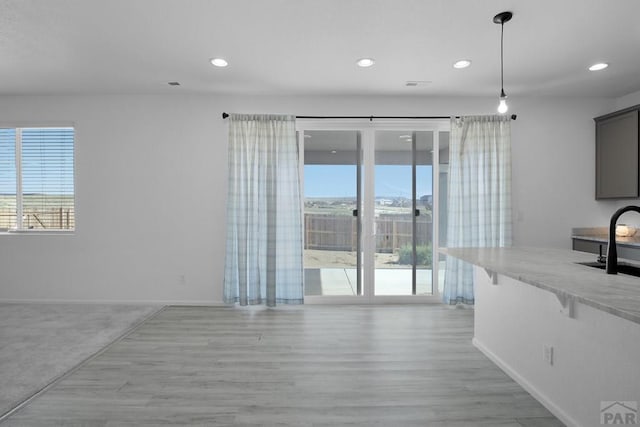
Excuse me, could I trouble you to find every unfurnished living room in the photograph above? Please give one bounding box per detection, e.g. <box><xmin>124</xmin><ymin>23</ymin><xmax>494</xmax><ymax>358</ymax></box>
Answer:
<box><xmin>1</xmin><ymin>1</ymin><xmax>639</xmax><ymax>426</ymax></box>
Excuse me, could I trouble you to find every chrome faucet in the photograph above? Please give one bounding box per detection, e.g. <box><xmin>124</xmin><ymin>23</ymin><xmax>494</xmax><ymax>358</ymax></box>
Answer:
<box><xmin>606</xmin><ymin>205</ymin><xmax>640</xmax><ymax>274</ymax></box>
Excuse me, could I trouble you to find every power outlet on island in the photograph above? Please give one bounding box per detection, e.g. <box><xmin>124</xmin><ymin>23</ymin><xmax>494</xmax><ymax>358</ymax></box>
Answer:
<box><xmin>543</xmin><ymin>344</ymin><xmax>554</xmax><ymax>366</ymax></box>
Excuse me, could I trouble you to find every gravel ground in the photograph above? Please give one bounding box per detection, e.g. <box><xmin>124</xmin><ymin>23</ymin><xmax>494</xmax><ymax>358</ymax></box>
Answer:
<box><xmin>304</xmin><ymin>249</ymin><xmax>404</xmax><ymax>269</ymax></box>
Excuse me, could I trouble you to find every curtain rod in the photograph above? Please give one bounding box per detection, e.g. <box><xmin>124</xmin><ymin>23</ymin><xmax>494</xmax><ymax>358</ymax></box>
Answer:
<box><xmin>221</xmin><ymin>112</ymin><xmax>517</xmax><ymax>120</ymax></box>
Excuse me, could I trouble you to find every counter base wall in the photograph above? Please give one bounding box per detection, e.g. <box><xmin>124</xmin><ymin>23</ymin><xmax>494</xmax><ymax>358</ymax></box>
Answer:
<box><xmin>473</xmin><ymin>266</ymin><xmax>640</xmax><ymax>427</ymax></box>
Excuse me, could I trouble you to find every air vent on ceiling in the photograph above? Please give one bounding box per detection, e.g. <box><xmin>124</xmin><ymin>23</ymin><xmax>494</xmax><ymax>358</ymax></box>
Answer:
<box><xmin>405</xmin><ymin>81</ymin><xmax>432</xmax><ymax>87</ymax></box>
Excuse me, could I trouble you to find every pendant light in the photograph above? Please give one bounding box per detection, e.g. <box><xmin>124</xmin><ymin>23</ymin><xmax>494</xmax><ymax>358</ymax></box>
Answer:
<box><xmin>493</xmin><ymin>11</ymin><xmax>513</xmax><ymax>114</ymax></box>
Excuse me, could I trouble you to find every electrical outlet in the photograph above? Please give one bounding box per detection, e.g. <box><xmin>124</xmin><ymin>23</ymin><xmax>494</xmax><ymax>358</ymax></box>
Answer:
<box><xmin>543</xmin><ymin>344</ymin><xmax>554</xmax><ymax>366</ymax></box>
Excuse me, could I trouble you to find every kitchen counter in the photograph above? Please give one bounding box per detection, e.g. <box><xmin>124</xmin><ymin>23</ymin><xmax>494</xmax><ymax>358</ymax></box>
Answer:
<box><xmin>572</xmin><ymin>226</ymin><xmax>640</xmax><ymax>247</ymax></box>
<box><xmin>443</xmin><ymin>246</ymin><xmax>640</xmax><ymax>325</ymax></box>
<box><xmin>445</xmin><ymin>246</ymin><xmax>640</xmax><ymax>426</ymax></box>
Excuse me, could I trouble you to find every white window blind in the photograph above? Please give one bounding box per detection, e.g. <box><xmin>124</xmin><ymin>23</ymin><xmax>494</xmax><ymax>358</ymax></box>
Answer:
<box><xmin>0</xmin><ymin>129</ymin><xmax>17</xmax><ymax>229</ymax></box>
<box><xmin>0</xmin><ymin>127</ymin><xmax>75</xmax><ymax>231</ymax></box>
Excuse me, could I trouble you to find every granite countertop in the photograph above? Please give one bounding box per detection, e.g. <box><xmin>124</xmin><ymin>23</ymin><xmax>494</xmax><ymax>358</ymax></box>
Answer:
<box><xmin>443</xmin><ymin>247</ymin><xmax>640</xmax><ymax>325</ymax></box>
<box><xmin>572</xmin><ymin>226</ymin><xmax>640</xmax><ymax>247</ymax></box>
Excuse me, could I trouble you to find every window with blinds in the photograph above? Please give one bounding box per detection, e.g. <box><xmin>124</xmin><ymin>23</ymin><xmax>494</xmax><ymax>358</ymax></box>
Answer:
<box><xmin>0</xmin><ymin>127</ymin><xmax>75</xmax><ymax>231</ymax></box>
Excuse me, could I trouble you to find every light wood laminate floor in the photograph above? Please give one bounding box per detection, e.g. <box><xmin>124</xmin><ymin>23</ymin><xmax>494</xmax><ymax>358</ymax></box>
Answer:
<box><xmin>2</xmin><ymin>305</ymin><xmax>563</xmax><ymax>426</ymax></box>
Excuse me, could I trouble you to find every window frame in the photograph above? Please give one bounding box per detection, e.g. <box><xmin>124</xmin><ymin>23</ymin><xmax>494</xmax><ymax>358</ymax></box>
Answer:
<box><xmin>0</xmin><ymin>123</ymin><xmax>76</xmax><ymax>234</ymax></box>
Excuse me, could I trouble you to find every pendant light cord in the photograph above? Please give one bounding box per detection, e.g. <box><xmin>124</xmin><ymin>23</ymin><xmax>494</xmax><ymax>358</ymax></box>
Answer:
<box><xmin>500</xmin><ymin>21</ymin><xmax>504</xmax><ymax>94</ymax></box>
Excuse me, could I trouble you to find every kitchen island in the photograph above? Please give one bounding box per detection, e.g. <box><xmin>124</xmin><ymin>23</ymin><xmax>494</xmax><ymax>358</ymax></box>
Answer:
<box><xmin>445</xmin><ymin>247</ymin><xmax>640</xmax><ymax>427</ymax></box>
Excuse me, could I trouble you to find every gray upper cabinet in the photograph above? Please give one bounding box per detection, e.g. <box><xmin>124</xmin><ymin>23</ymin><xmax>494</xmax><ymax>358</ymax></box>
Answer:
<box><xmin>595</xmin><ymin>106</ymin><xmax>640</xmax><ymax>199</ymax></box>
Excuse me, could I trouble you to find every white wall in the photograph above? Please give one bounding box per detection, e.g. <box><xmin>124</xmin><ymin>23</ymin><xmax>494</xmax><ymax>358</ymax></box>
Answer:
<box><xmin>0</xmin><ymin>95</ymin><xmax>227</xmax><ymax>304</ymax></box>
<box><xmin>0</xmin><ymin>93</ymin><xmax>629</xmax><ymax>303</ymax></box>
<box><xmin>508</xmin><ymin>96</ymin><xmax>638</xmax><ymax>248</ymax></box>
<box><xmin>615</xmin><ymin>89</ymin><xmax>640</xmax><ymax>110</ymax></box>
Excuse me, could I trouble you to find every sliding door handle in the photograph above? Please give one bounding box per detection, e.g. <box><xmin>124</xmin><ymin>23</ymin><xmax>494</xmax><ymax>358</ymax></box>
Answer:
<box><xmin>415</xmin><ymin>209</ymin><xmax>420</xmax><ymax>216</ymax></box>
<box><xmin>352</xmin><ymin>209</ymin><xmax>358</xmax><ymax>217</ymax></box>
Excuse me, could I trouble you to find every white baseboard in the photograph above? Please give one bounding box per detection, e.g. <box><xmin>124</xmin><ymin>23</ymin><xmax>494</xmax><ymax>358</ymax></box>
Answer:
<box><xmin>0</xmin><ymin>298</ymin><xmax>227</xmax><ymax>306</ymax></box>
<box><xmin>472</xmin><ymin>337</ymin><xmax>580</xmax><ymax>427</ymax></box>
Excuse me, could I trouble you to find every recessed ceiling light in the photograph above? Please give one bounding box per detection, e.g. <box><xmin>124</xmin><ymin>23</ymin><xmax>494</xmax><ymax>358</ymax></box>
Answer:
<box><xmin>589</xmin><ymin>62</ymin><xmax>608</xmax><ymax>71</ymax></box>
<box><xmin>356</xmin><ymin>58</ymin><xmax>375</xmax><ymax>68</ymax></box>
<box><xmin>453</xmin><ymin>60</ymin><xmax>472</xmax><ymax>69</ymax></box>
<box><xmin>210</xmin><ymin>58</ymin><xmax>229</xmax><ymax>67</ymax></box>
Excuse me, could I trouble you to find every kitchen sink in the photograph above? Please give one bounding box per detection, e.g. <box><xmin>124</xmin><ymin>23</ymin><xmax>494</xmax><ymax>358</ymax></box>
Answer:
<box><xmin>576</xmin><ymin>261</ymin><xmax>640</xmax><ymax>278</ymax></box>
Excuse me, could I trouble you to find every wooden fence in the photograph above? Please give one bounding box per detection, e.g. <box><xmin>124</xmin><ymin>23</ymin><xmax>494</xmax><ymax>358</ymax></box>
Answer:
<box><xmin>304</xmin><ymin>213</ymin><xmax>432</xmax><ymax>252</ymax></box>
<box><xmin>0</xmin><ymin>208</ymin><xmax>74</xmax><ymax>230</ymax></box>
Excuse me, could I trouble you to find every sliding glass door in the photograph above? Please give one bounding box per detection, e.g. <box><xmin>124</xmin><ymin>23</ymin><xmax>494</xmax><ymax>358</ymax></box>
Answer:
<box><xmin>303</xmin><ymin>130</ymin><xmax>362</xmax><ymax>296</ymax></box>
<box><xmin>374</xmin><ymin>131</ymin><xmax>433</xmax><ymax>296</ymax></box>
<box><xmin>299</xmin><ymin>121</ymin><xmax>449</xmax><ymax>303</ymax></box>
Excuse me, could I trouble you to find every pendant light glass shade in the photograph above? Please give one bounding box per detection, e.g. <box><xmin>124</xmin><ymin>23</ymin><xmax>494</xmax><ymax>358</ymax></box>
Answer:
<box><xmin>497</xmin><ymin>98</ymin><xmax>508</xmax><ymax>114</ymax></box>
<box><xmin>497</xmin><ymin>89</ymin><xmax>508</xmax><ymax>114</ymax></box>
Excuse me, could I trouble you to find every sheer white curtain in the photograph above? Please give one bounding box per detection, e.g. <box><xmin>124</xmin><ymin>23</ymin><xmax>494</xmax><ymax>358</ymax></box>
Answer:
<box><xmin>224</xmin><ymin>114</ymin><xmax>304</xmax><ymax>306</ymax></box>
<box><xmin>443</xmin><ymin>115</ymin><xmax>512</xmax><ymax>305</ymax></box>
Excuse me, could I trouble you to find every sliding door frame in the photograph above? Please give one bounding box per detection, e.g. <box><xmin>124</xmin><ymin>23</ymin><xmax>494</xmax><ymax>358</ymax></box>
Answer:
<box><xmin>298</xmin><ymin>119</ymin><xmax>449</xmax><ymax>304</ymax></box>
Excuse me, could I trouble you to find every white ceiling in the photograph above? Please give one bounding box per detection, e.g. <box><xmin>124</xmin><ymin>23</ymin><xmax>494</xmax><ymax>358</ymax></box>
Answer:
<box><xmin>1</xmin><ymin>0</ymin><xmax>640</xmax><ymax>97</ymax></box>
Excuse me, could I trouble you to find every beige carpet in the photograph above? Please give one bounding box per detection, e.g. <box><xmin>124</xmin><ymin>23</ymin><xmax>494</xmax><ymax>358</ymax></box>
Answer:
<box><xmin>0</xmin><ymin>303</ymin><xmax>161</xmax><ymax>419</ymax></box>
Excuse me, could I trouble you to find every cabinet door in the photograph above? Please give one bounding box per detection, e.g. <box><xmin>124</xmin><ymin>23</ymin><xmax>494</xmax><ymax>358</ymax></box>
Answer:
<box><xmin>596</xmin><ymin>110</ymin><xmax>639</xmax><ymax>199</ymax></box>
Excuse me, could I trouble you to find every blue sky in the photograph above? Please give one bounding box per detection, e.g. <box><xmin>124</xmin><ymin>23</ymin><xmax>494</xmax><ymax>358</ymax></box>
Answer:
<box><xmin>0</xmin><ymin>128</ymin><xmax>74</xmax><ymax>195</ymax></box>
<box><xmin>305</xmin><ymin>165</ymin><xmax>432</xmax><ymax>198</ymax></box>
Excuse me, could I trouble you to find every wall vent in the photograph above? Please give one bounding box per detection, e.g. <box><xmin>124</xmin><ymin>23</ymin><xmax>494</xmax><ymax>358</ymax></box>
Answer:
<box><xmin>405</xmin><ymin>81</ymin><xmax>432</xmax><ymax>87</ymax></box>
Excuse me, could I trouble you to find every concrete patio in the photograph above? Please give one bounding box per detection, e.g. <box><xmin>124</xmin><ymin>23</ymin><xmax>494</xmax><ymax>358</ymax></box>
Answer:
<box><xmin>304</xmin><ymin>267</ymin><xmax>445</xmax><ymax>296</ymax></box>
